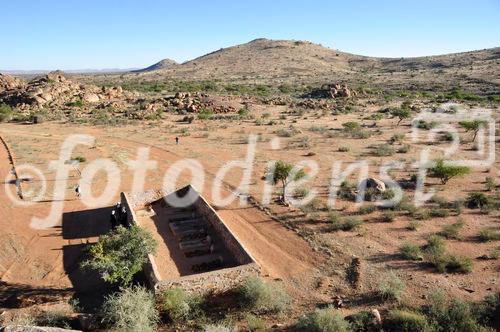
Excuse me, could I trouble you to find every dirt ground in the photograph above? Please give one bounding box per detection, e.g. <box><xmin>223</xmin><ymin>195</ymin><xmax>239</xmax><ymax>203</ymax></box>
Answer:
<box><xmin>0</xmin><ymin>101</ymin><xmax>498</xmax><ymax>323</ymax></box>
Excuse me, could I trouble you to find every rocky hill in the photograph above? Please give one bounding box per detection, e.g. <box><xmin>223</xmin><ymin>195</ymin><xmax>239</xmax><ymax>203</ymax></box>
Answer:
<box><xmin>133</xmin><ymin>58</ymin><xmax>178</xmax><ymax>72</ymax></box>
<box><xmin>119</xmin><ymin>38</ymin><xmax>499</xmax><ymax>95</ymax></box>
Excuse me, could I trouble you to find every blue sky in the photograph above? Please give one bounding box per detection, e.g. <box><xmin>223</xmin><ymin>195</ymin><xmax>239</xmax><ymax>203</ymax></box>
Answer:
<box><xmin>1</xmin><ymin>0</ymin><xmax>499</xmax><ymax>70</ymax></box>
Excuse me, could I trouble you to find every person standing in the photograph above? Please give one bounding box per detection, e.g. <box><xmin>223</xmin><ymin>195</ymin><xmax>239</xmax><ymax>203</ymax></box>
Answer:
<box><xmin>110</xmin><ymin>210</ymin><xmax>118</xmax><ymax>230</ymax></box>
<box><xmin>75</xmin><ymin>184</ymin><xmax>81</xmax><ymax>199</ymax></box>
<box><xmin>175</xmin><ymin>136</ymin><xmax>179</xmax><ymax>145</ymax></box>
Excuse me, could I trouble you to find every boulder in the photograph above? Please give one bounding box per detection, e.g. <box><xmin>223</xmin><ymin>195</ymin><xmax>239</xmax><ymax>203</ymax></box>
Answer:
<box><xmin>362</xmin><ymin>177</ymin><xmax>386</xmax><ymax>193</ymax></box>
<box><xmin>81</xmin><ymin>93</ymin><xmax>100</xmax><ymax>103</ymax></box>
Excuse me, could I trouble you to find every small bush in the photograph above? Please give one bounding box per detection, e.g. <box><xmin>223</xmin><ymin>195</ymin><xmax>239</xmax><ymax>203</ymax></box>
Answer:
<box><xmin>397</xmin><ymin>144</ymin><xmax>411</xmax><ymax>153</ymax></box>
<box><xmin>373</xmin><ymin>144</ymin><xmax>395</xmax><ymax>156</ymax></box>
<box><xmin>238</xmin><ymin>276</ymin><xmax>289</xmax><ymax>313</ymax></box>
<box><xmin>338</xmin><ymin>146</ymin><xmax>350</xmax><ymax>152</ymax></box>
<box><xmin>246</xmin><ymin>314</ymin><xmax>266</xmax><ymax>332</ymax></box>
<box><xmin>412</xmin><ymin>208</ymin><xmax>431</xmax><ymax>220</ymax></box>
<box><xmin>485</xmin><ymin>177</ymin><xmax>496</xmax><ymax>191</ymax></box>
<box><xmin>296</xmin><ymin>307</ymin><xmax>351</xmax><ymax>332</ymax></box>
<box><xmin>407</xmin><ymin>220</ymin><xmax>420</xmax><ymax>231</ymax></box>
<box><xmin>0</xmin><ymin>103</ymin><xmax>14</xmax><ymax>122</ymax></box>
<box><xmin>423</xmin><ymin>292</ymin><xmax>483</xmax><ymax>331</ymax></box>
<box><xmin>445</xmin><ymin>255</ymin><xmax>473</xmax><ymax>273</ymax></box>
<box><xmin>413</xmin><ymin>120</ymin><xmax>437</xmax><ymax>130</ymax></box>
<box><xmin>429</xmin><ymin>208</ymin><xmax>449</xmax><ymax>218</ymax></box>
<box><xmin>381</xmin><ymin>211</ymin><xmax>396</xmax><ymax>222</ymax></box>
<box><xmin>342</xmin><ymin>121</ymin><xmax>361</xmax><ymax>132</ymax></box>
<box><xmin>378</xmin><ymin>272</ymin><xmax>405</xmax><ymax>302</ymax></box>
<box><xmin>101</xmin><ymin>286</ymin><xmax>158</xmax><ymax>332</ymax></box>
<box><xmin>439</xmin><ymin>219</ymin><xmax>465</xmax><ymax>239</ymax></box>
<box><xmin>478</xmin><ymin>228</ymin><xmax>500</xmax><ymax>242</ymax></box>
<box><xmin>384</xmin><ymin>310</ymin><xmax>432</xmax><ymax>332</ymax></box>
<box><xmin>162</xmin><ymin>287</ymin><xmax>202</xmax><ymax>322</ymax></box>
<box><xmin>424</xmin><ymin>235</ymin><xmax>446</xmax><ymax>271</ymax></box>
<box><xmin>198</xmin><ymin>109</ymin><xmax>214</xmax><ymax>120</ymax></box>
<box><xmin>400</xmin><ymin>243</ymin><xmax>423</xmax><ymax>261</ymax></box>
<box><xmin>358</xmin><ymin>204</ymin><xmax>376</xmax><ymax>215</ymax></box>
<box><xmin>330</xmin><ymin>217</ymin><xmax>364</xmax><ymax>231</ymax></box>
<box><xmin>347</xmin><ymin>311</ymin><xmax>379</xmax><ymax>332</ymax></box>
<box><xmin>466</xmin><ymin>192</ymin><xmax>490</xmax><ymax>209</ymax></box>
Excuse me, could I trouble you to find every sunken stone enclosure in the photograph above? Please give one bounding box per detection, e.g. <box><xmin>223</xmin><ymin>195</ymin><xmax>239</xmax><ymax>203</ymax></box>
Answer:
<box><xmin>121</xmin><ymin>185</ymin><xmax>260</xmax><ymax>294</ymax></box>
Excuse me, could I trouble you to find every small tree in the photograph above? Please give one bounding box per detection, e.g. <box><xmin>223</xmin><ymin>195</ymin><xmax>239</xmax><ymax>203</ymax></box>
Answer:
<box><xmin>390</xmin><ymin>108</ymin><xmax>411</xmax><ymax>125</ymax></box>
<box><xmin>266</xmin><ymin>160</ymin><xmax>306</xmax><ymax>203</ymax></box>
<box><xmin>459</xmin><ymin>120</ymin><xmax>488</xmax><ymax>142</ymax></box>
<box><xmin>81</xmin><ymin>225</ymin><xmax>157</xmax><ymax>286</ymax></box>
<box><xmin>429</xmin><ymin>159</ymin><xmax>470</xmax><ymax>184</ymax></box>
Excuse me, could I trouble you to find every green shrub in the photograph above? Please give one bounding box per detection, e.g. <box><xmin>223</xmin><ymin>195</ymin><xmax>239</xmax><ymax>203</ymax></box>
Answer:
<box><xmin>466</xmin><ymin>192</ymin><xmax>490</xmax><ymax>209</ymax></box>
<box><xmin>384</xmin><ymin>310</ymin><xmax>432</xmax><ymax>332</ymax></box>
<box><xmin>296</xmin><ymin>307</ymin><xmax>351</xmax><ymax>332</ymax></box>
<box><xmin>429</xmin><ymin>159</ymin><xmax>471</xmax><ymax>184</ymax></box>
<box><xmin>101</xmin><ymin>286</ymin><xmax>158</xmax><ymax>332</ymax></box>
<box><xmin>397</xmin><ymin>144</ymin><xmax>411</xmax><ymax>153</ymax></box>
<box><xmin>162</xmin><ymin>287</ymin><xmax>202</xmax><ymax>322</ymax></box>
<box><xmin>389</xmin><ymin>133</ymin><xmax>406</xmax><ymax>144</ymax></box>
<box><xmin>238</xmin><ymin>276</ymin><xmax>289</xmax><ymax>313</ymax></box>
<box><xmin>423</xmin><ymin>292</ymin><xmax>483</xmax><ymax>332</ymax></box>
<box><xmin>198</xmin><ymin>109</ymin><xmax>214</xmax><ymax>120</ymax></box>
<box><xmin>358</xmin><ymin>204</ymin><xmax>376</xmax><ymax>215</ymax></box>
<box><xmin>347</xmin><ymin>311</ymin><xmax>379</xmax><ymax>332</ymax></box>
<box><xmin>0</xmin><ymin>103</ymin><xmax>14</xmax><ymax>122</ymax></box>
<box><xmin>414</xmin><ymin>120</ymin><xmax>437</xmax><ymax>130</ymax></box>
<box><xmin>407</xmin><ymin>220</ymin><xmax>420</xmax><ymax>231</ymax></box>
<box><xmin>485</xmin><ymin>177</ymin><xmax>496</xmax><ymax>191</ymax></box>
<box><xmin>445</xmin><ymin>255</ymin><xmax>473</xmax><ymax>274</ymax></box>
<box><xmin>330</xmin><ymin>217</ymin><xmax>364</xmax><ymax>231</ymax></box>
<box><xmin>439</xmin><ymin>220</ymin><xmax>465</xmax><ymax>239</ymax></box>
<box><xmin>246</xmin><ymin>314</ymin><xmax>266</xmax><ymax>332</ymax></box>
<box><xmin>474</xmin><ymin>293</ymin><xmax>500</xmax><ymax>328</ymax></box>
<box><xmin>378</xmin><ymin>272</ymin><xmax>405</xmax><ymax>302</ymax></box>
<box><xmin>81</xmin><ymin>225</ymin><xmax>157</xmax><ymax>286</ymax></box>
<box><xmin>478</xmin><ymin>228</ymin><xmax>500</xmax><ymax>242</ymax></box>
<box><xmin>429</xmin><ymin>208</ymin><xmax>450</xmax><ymax>218</ymax></box>
<box><xmin>381</xmin><ymin>211</ymin><xmax>396</xmax><ymax>222</ymax></box>
<box><xmin>412</xmin><ymin>209</ymin><xmax>431</xmax><ymax>220</ymax></box>
<box><xmin>373</xmin><ymin>144</ymin><xmax>395</xmax><ymax>156</ymax></box>
<box><xmin>342</xmin><ymin>121</ymin><xmax>361</xmax><ymax>132</ymax></box>
<box><xmin>400</xmin><ymin>243</ymin><xmax>423</xmax><ymax>261</ymax></box>
<box><xmin>424</xmin><ymin>235</ymin><xmax>446</xmax><ymax>271</ymax></box>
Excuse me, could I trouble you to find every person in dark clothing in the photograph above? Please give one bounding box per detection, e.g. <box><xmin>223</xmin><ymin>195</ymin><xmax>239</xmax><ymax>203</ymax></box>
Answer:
<box><xmin>109</xmin><ymin>210</ymin><xmax>118</xmax><ymax>230</ymax></box>
<box><xmin>120</xmin><ymin>206</ymin><xmax>130</xmax><ymax>228</ymax></box>
<box><xmin>175</xmin><ymin>137</ymin><xmax>179</xmax><ymax>145</ymax></box>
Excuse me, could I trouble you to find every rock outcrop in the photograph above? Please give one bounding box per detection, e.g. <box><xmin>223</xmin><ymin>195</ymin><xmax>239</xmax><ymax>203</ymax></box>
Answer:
<box><xmin>0</xmin><ymin>71</ymin><xmax>129</xmax><ymax>110</ymax></box>
<box><xmin>0</xmin><ymin>73</ymin><xmax>24</xmax><ymax>93</ymax></box>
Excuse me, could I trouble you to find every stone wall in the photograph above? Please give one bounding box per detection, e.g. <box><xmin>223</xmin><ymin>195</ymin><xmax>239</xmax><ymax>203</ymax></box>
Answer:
<box><xmin>157</xmin><ymin>263</ymin><xmax>260</xmax><ymax>294</ymax></box>
<box><xmin>193</xmin><ymin>194</ymin><xmax>255</xmax><ymax>265</ymax></box>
